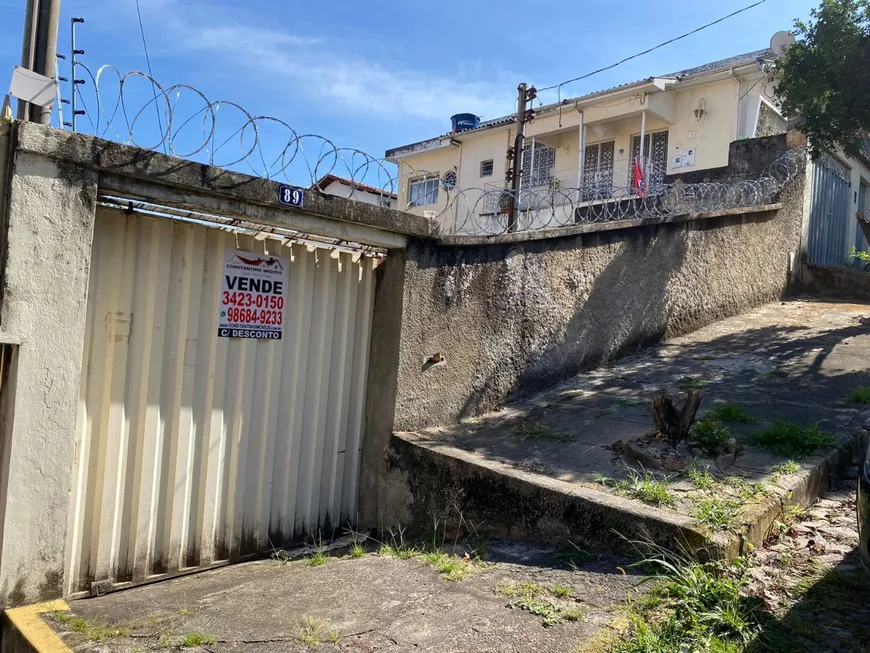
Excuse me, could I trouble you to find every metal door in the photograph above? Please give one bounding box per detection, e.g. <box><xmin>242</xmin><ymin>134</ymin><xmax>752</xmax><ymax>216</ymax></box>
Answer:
<box><xmin>66</xmin><ymin>207</ymin><xmax>376</xmax><ymax>595</ymax></box>
<box><xmin>853</xmin><ymin>183</ymin><xmax>869</xmax><ymax>269</ymax></box>
<box><xmin>807</xmin><ymin>155</ymin><xmax>851</xmax><ymax>267</ymax></box>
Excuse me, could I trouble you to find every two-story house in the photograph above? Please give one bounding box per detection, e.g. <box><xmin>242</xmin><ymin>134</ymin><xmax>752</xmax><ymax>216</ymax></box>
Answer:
<box><xmin>385</xmin><ymin>49</ymin><xmax>787</xmax><ymax>234</ymax></box>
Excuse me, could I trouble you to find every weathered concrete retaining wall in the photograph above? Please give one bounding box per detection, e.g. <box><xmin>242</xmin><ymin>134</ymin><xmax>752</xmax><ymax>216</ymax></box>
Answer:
<box><xmin>394</xmin><ymin>178</ymin><xmax>805</xmax><ymax>430</ymax></box>
<box><xmin>382</xmin><ymin>433</ymin><xmax>723</xmax><ymax>556</ymax></box>
<box><xmin>798</xmin><ymin>262</ymin><xmax>870</xmax><ymax>299</ymax></box>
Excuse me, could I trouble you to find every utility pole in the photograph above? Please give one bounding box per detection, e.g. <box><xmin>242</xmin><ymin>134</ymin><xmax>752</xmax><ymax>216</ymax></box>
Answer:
<box><xmin>18</xmin><ymin>0</ymin><xmax>62</xmax><ymax>124</ymax></box>
<box><xmin>505</xmin><ymin>82</ymin><xmax>537</xmax><ymax>233</ymax></box>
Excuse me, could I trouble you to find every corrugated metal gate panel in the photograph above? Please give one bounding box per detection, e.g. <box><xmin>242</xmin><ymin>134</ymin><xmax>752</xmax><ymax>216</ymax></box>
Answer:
<box><xmin>853</xmin><ymin>184</ymin><xmax>869</xmax><ymax>270</ymax></box>
<box><xmin>807</xmin><ymin>157</ymin><xmax>851</xmax><ymax>267</ymax></box>
<box><xmin>66</xmin><ymin>208</ymin><xmax>375</xmax><ymax>594</ymax></box>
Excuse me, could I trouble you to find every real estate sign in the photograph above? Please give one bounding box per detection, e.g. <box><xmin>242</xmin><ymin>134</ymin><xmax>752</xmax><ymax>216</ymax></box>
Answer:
<box><xmin>218</xmin><ymin>249</ymin><xmax>287</xmax><ymax>339</ymax></box>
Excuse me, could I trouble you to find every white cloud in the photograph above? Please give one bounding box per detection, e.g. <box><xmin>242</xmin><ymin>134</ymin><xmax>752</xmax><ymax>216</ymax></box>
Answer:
<box><xmin>175</xmin><ymin>21</ymin><xmax>515</xmax><ymax>124</ymax></box>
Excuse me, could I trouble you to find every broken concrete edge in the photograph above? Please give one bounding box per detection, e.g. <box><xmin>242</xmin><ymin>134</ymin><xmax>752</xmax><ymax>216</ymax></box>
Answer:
<box><xmin>11</xmin><ymin>122</ymin><xmax>441</xmax><ymax>242</ymax></box>
<box><xmin>438</xmin><ymin>203</ymin><xmax>783</xmax><ymax>246</ymax></box>
<box><xmin>383</xmin><ymin>432</ymin><xmax>730</xmax><ymax>560</ymax></box>
<box><xmin>385</xmin><ymin>432</ymin><xmax>860</xmax><ymax>564</ymax></box>
<box><xmin>737</xmin><ymin>435</ymin><xmax>863</xmax><ymax>555</ymax></box>
<box><xmin>0</xmin><ymin>600</ymin><xmax>71</xmax><ymax>653</ymax></box>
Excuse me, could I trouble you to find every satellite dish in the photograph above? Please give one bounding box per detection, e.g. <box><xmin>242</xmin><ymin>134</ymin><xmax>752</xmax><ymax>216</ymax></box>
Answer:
<box><xmin>770</xmin><ymin>31</ymin><xmax>796</xmax><ymax>56</ymax></box>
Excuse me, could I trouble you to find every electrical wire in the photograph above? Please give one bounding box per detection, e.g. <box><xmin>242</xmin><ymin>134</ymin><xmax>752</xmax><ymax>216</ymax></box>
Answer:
<box><xmin>134</xmin><ymin>0</ymin><xmax>166</xmax><ymax>153</ymax></box>
<box><xmin>537</xmin><ymin>0</ymin><xmax>768</xmax><ymax>101</ymax></box>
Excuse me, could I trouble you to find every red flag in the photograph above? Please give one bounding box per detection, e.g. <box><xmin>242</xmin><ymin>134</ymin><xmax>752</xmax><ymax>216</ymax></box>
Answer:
<box><xmin>633</xmin><ymin>158</ymin><xmax>648</xmax><ymax>197</ymax></box>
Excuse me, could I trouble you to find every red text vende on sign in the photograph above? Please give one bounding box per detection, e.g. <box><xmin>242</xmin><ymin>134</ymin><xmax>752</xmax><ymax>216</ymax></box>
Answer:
<box><xmin>218</xmin><ymin>249</ymin><xmax>288</xmax><ymax>339</ymax></box>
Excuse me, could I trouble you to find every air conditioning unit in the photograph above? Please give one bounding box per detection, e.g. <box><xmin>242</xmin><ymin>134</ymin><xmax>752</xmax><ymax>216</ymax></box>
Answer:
<box><xmin>423</xmin><ymin>210</ymin><xmax>437</xmax><ymax>219</ymax></box>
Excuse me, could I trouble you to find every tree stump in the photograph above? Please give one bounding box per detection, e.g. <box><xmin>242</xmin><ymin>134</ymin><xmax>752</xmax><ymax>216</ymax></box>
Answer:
<box><xmin>651</xmin><ymin>390</ymin><xmax>702</xmax><ymax>447</ymax></box>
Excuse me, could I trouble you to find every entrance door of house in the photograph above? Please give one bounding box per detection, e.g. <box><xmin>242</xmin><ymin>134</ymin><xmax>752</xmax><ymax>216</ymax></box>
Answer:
<box><xmin>65</xmin><ymin>207</ymin><xmax>377</xmax><ymax>596</ymax></box>
<box><xmin>807</xmin><ymin>155</ymin><xmax>851</xmax><ymax>267</ymax></box>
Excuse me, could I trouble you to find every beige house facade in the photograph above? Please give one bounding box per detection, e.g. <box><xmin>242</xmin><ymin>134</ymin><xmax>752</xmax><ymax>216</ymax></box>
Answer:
<box><xmin>386</xmin><ymin>49</ymin><xmax>788</xmax><ymax>234</ymax></box>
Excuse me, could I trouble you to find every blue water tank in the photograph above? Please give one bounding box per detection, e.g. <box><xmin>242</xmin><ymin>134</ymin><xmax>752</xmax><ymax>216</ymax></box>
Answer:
<box><xmin>451</xmin><ymin>113</ymin><xmax>480</xmax><ymax>133</ymax></box>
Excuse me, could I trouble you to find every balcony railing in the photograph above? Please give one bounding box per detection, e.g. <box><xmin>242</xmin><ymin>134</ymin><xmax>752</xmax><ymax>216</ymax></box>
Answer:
<box><xmin>480</xmin><ymin>158</ymin><xmax>667</xmax><ymax>216</ymax></box>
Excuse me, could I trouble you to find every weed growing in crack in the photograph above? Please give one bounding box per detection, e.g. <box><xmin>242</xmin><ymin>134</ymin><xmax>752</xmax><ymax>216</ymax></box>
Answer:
<box><xmin>180</xmin><ymin>632</ymin><xmax>217</xmax><ymax>648</ymax></box>
<box><xmin>296</xmin><ymin>616</ymin><xmax>328</xmax><ymax>648</ymax></box>
<box><xmin>751</xmin><ymin>421</ymin><xmax>835</xmax><ymax>458</ymax></box>
<box><xmin>613</xmin><ymin>470</ymin><xmax>676</xmax><ymax>507</ymax></box>
<box><xmin>706</xmin><ymin>401</ymin><xmax>757</xmax><ymax>424</ymax></box>
<box><xmin>691</xmin><ymin>419</ymin><xmax>730</xmax><ymax>456</ymax></box>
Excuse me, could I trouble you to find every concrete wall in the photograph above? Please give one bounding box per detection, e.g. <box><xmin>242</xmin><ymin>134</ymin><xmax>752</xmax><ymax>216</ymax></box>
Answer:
<box><xmin>798</xmin><ymin>262</ymin><xmax>870</xmax><ymax>299</ymax></box>
<box><xmin>393</xmin><ymin>177</ymin><xmax>805</xmax><ymax>430</ymax></box>
<box><xmin>0</xmin><ymin>126</ymin><xmax>98</xmax><ymax>607</ymax></box>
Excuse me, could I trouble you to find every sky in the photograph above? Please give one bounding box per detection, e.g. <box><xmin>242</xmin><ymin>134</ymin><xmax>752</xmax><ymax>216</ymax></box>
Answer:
<box><xmin>0</xmin><ymin>0</ymin><xmax>820</xmax><ymax>184</ymax></box>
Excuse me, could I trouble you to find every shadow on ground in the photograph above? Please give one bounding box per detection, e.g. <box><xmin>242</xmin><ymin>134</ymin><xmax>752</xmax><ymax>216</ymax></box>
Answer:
<box><xmin>747</xmin><ymin>549</ymin><xmax>870</xmax><ymax>653</ymax></box>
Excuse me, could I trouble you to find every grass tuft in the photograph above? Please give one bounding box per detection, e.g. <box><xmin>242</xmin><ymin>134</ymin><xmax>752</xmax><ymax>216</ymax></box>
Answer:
<box><xmin>551</xmin><ymin>583</ymin><xmax>575</xmax><ymax>599</ymax></box>
<box><xmin>296</xmin><ymin>616</ymin><xmax>326</xmax><ymax>648</ymax></box>
<box><xmin>612</xmin><ymin>552</ymin><xmax>760</xmax><ymax>652</ymax></box>
<box><xmin>307</xmin><ymin>549</ymin><xmax>329</xmax><ymax>566</ymax></box>
<box><xmin>514</xmin><ymin>423</ymin><xmax>576</xmax><ymax>443</ymax></box>
<box><xmin>420</xmin><ymin>551</ymin><xmax>472</xmax><ymax>581</ymax></box>
<box><xmin>180</xmin><ymin>632</ymin><xmax>217</xmax><ymax>648</ymax></box>
<box><xmin>686</xmin><ymin>463</ymin><xmax>716</xmax><ymax>490</ymax></box>
<box><xmin>677</xmin><ymin>376</ymin><xmax>706</xmax><ymax>390</ymax></box>
<box><xmin>849</xmin><ymin>386</ymin><xmax>870</xmax><ymax>405</ymax></box>
<box><xmin>750</xmin><ymin>420</ymin><xmax>835</xmax><ymax>458</ymax></box>
<box><xmin>691</xmin><ymin>419</ymin><xmax>730</xmax><ymax>455</ymax></box>
<box><xmin>613</xmin><ymin>470</ymin><xmax>676</xmax><ymax>507</ymax></box>
<box><xmin>706</xmin><ymin>401</ymin><xmax>757</xmax><ymax>424</ymax></box>
<box><xmin>52</xmin><ymin>612</ymin><xmax>130</xmax><ymax>642</ymax></box>
<box><xmin>693</xmin><ymin>496</ymin><xmax>741</xmax><ymax>530</ymax></box>
<box><xmin>772</xmin><ymin>460</ymin><xmax>800</xmax><ymax>476</ymax></box>
<box><xmin>350</xmin><ymin>543</ymin><xmax>366</xmax><ymax>559</ymax></box>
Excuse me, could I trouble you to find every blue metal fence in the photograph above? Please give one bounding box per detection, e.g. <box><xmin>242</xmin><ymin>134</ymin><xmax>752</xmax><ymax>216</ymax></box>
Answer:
<box><xmin>807</xmin><ymin>156</ymin><xmax>851</xmax><ymax>268</ymax></box>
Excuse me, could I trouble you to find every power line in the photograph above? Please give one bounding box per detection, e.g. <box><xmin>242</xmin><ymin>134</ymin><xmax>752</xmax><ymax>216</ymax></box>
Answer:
<box><xmin>537</xmin><ymin>0</ymin><xmax>768</xmax><ymax>99</ymax></box>
<box><xmin>134</xmin><ymin>0</ymin><xmax>166</xmax><ymax>153</ymax></box>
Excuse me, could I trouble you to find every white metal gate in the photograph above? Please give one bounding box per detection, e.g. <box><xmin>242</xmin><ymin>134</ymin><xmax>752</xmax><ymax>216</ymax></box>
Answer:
<box><xmin>66</xmin><ymin>207</ymin><xmax>376</xmax><ymax>595</ymax></box>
